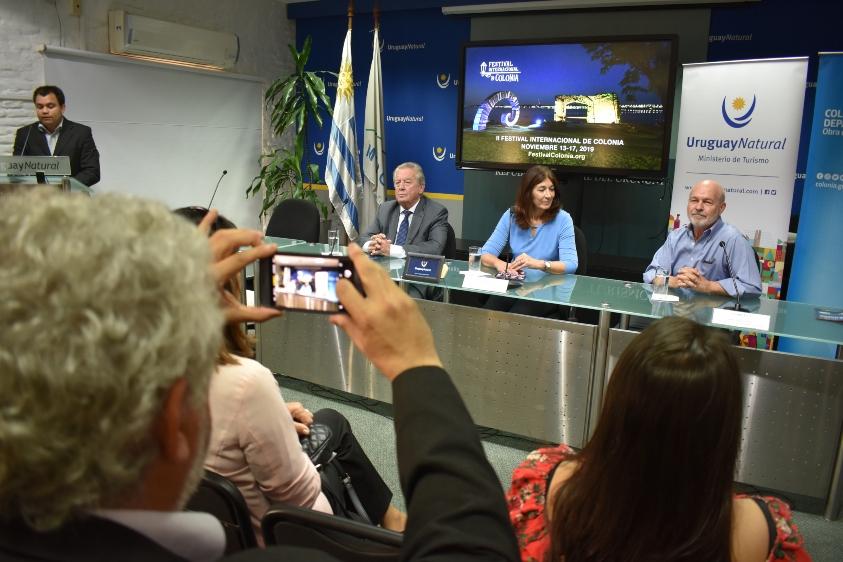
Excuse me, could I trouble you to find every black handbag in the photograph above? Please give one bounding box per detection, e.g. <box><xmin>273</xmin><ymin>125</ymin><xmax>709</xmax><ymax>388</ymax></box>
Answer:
<box><xmin>300</xmin><ymin>423</ymin><xmax>373</xmax><ymax>525</ymax></box>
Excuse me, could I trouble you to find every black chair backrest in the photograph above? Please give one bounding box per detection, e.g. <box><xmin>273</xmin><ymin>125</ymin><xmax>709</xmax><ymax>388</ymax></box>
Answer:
<box><xmin>266</xmin><ymin>198</ymin><xmax>321</xmax><ymax>243</ymax></box>
<box><xmin>444</xmin><ymin>223</ymin><xmax>456</xmax><ymax>259</ymax></box>
<box><xmin>262</xmin><ymin>503</ymin><xmax>402</xmax><ymax>562</ymax></box>
<box><xmin>185</xmin><ymin>470</ymin><xmax>257</xmax><ymax>554</ymax></box>
<box><xmin>574</xmin><ymin>225</ymin><xmax>587</xmax><ymax>275</ymax></box>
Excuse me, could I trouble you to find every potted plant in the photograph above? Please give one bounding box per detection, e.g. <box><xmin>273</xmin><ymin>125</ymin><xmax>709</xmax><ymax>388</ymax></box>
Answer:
<box><xmin>247</xmin><ymin>36</ymin><xmax>334</xmax><ymax>221</ymax></box>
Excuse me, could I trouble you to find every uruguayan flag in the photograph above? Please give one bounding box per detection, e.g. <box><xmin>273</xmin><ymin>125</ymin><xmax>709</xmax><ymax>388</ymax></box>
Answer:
<box><xmin>326</xmin><ymin>29</ymin><xmax>362</xmax><ymax>240</ymax></box>
<box><xmin>362</xmin><ymin>26</ymin><xmax>387</xmax><ymax>235</ymax></box>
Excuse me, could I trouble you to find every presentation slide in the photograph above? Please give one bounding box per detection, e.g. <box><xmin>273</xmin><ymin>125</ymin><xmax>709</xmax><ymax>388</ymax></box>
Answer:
<box><xmin>458</xmin><ymin>38</ymin><xmax>676</xmax><ymax>175</ymax></box>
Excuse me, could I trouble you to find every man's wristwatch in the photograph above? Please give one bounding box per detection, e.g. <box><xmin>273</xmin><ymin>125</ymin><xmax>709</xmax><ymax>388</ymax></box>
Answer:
<box><xmin>544</xmin><ymin>260</ymin><xmax>552</xmax><ymax>272</ymax></box>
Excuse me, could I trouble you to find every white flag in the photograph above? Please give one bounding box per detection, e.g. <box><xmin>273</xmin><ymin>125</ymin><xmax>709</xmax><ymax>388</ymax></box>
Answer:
<box><xmin>362</xmin><ymin>26</ymin><xmax>387</xmax><ymax>234</ymax></box>
<box><xmin>326</xmin><ymin>29</ymin><xmax>362</xmax><ymax>240</ymax></box>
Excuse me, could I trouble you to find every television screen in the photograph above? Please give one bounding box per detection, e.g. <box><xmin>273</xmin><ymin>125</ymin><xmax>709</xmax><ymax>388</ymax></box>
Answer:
<box><xmin>457</xmin><ymin>36</ymin><xmax>678</xmax><ymax>177</ymax></box>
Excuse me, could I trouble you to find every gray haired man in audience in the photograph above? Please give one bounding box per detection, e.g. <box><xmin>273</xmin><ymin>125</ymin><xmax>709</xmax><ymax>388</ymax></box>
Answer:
<box><xmin>0</xmin><ymin>189</ymin><xmax>278</xmax><ymax>561</ymax></box>
<box><xmin>0</xmin><ymin>188</ymin><xmax>518</xmax><ymax>562</ymax></box>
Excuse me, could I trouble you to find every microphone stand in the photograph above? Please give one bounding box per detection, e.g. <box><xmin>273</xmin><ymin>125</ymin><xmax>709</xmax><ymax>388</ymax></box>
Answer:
<box><xmin>719</xmin><ymin>240</ymin><xmax>748</xmax><ymax>312</ymax></box>
<box><xmin>207</xmin><ymin>170</ymin><xmax>228</xmax><ymax>208</ymax></box>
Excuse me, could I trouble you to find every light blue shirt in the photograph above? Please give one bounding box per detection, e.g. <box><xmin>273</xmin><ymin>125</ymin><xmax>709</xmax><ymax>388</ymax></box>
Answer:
<box><xmin>643</xmin><ymin>218</ymin><xmax>762</xmax><ymax>297</ymax></box>
<box><xmin>481</xmin><ymin>209</ymin><xmax>578</xmax><ymax>273</ymax></box>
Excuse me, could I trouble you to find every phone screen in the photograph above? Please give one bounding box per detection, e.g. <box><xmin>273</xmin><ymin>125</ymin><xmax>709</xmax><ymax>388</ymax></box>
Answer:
<box><xmin>259</xmin><ymin>253</ymin><xmax>359</xmax><ymax>313</ymax></box>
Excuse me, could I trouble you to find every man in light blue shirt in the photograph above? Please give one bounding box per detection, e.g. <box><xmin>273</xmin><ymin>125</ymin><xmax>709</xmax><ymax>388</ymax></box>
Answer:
<box><xmin>644</xmin><ymin>179</ymin><xmax>762</xmax><ymax>297</ymax></box>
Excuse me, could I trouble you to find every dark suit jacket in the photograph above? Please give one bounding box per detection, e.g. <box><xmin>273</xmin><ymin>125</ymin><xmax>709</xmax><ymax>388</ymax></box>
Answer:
<box><xmin>360</xmin><ymin>196</ymin><xmax>449</xmax><ymax>255</ymax></box>
<box><xmin>392</xmin><ymin>366</ymin><xmax>519</xmax><ymax>561</ymax></box>
<box><xmin>225</xmin><ymin>367</ymin><xmax>520</xmax><ymax>562</ymax></box>
<box><xmin>0</xmin><ymin>515</ymin><xmax>187</xmax><ymax>562</ymax></box>
<box><xmin>13</xmin><ymin>119</ymin><xmax>101</xmax><ymax>187</ymax></box>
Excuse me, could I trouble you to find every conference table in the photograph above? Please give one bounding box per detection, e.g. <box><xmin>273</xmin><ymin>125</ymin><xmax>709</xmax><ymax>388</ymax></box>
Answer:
<box><xmin>255</xmin><ymin>238</ymin><xmax>843</xmax><ymax>519</ymax></box>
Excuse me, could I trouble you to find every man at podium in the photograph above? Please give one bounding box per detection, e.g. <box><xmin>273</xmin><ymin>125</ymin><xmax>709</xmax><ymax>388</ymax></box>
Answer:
<box><xmin>12</xmin><ymin>85</ymin><xmax>100</xmax><ymax>187</ymax></box>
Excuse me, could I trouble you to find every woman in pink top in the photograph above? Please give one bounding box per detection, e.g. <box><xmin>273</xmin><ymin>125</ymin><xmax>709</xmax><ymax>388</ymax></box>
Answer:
<box><xmin>175</xmin><ymin>207</ymin><xmax>404</xmax><ymax>545</ymax></box>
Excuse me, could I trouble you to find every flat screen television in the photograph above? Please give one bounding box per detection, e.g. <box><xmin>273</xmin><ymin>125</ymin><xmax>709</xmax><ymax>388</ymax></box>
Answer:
<box><xmin>456</xmin><ymin>35</ymin><xmax>678</xmax><ymax>177</ymax></box>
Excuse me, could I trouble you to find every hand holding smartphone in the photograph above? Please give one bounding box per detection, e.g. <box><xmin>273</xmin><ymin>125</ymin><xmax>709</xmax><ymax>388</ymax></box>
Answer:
<box><xmin>258</xmin><ymin>252</ymin><xmax>363</xmax><ymax>313</ymax></box>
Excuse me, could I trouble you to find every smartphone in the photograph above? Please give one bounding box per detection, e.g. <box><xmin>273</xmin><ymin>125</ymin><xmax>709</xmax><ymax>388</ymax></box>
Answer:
<box><xmin>258</xmin><ymin>252</ymin><xmax>362</xmax><ymax>313</ymax></box>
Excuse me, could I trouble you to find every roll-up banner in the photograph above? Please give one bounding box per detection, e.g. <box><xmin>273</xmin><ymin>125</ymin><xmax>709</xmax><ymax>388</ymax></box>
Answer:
<box><xmin>779</xmin><ymin>53</ymin><xmax>843</xmax><ymax>359</ymax></box>
<box><xmin>670</xmin><ymin>58</ymin><xmax>808</xmax><ymax>347</ymax></box>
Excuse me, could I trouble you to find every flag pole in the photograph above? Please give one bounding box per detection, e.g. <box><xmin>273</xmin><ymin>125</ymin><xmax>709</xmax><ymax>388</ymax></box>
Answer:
<box><xmin>327</xmin><ymin>0</ymin><xmax>362</xmax><ymax>240</ymax></box>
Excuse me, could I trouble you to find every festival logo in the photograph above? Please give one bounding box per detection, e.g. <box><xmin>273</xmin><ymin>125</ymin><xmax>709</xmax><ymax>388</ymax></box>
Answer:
<box><xmin>432</xmin><ymin>146</ymin><xmax>446</xmax><ymax>162</ymax></box>
<box><xmin>479</xmin><ymin>60</ymin><xmax>520</xmax><ymax>82</ymax></box>
<box><xmin>436</xmin><ymin>73</ymin><xmax>451</xmax><ymax>88</ymax></box>
<box><xmin>721</xmin><ymin>95</ymin><xmax>757</xmax><ymax>129</ymax></box>
<box><xmin>313</xmin><ymin>141</ymin><xmax>325</xmax><ymax>156</ymax></box>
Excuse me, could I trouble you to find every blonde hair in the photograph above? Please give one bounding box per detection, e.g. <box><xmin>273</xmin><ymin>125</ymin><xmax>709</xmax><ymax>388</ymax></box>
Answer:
<box><xmin>0</xmin><ymin>189</ymin><xmax>223</xmax><ymax>530</ymax></box>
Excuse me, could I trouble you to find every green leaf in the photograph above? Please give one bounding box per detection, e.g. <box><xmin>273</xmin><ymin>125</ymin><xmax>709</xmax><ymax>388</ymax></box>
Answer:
<box><xmin>298</xmin><ymin>36</ymin><xmax>312</xmax><ymax>74</ymax></box>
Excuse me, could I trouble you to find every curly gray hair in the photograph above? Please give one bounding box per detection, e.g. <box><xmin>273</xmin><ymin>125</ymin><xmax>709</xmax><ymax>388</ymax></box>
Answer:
<box><xmin>0</xmin><ymin>188</ymin><xmax>223</xmax><ymax>530</ymax></box>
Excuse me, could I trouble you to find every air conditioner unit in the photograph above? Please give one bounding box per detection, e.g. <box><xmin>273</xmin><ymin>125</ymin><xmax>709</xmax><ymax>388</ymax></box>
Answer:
<box><xmin>108</xmin><ymin>10</ymin><xmax>239</xmax><ymax>70</ymax></box>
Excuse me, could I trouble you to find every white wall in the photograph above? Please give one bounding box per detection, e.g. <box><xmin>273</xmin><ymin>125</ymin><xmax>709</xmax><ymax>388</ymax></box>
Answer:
<box><xmin>0</xmin><ymin>0</ymin><xmax>293</xmax><ymax>155</ymax></box>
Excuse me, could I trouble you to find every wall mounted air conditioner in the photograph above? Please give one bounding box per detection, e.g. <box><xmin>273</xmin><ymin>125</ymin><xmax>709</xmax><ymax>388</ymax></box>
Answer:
<box><xmin>108</xmin><ymin>10</ymin><xmax>239</xmax><ymax>70</ymax></box>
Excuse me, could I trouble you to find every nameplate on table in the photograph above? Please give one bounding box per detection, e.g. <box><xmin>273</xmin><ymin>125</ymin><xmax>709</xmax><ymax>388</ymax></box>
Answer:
<box><xmin>462</xmin><ymin>274</ymin><xmax>509</xmax><ymax>293</ymax></box>
<box><xmin>649</xmin><ymin>293</ymin><xmax>679</xmax><ymax>302</ymax></box>
<box><xmin>402</xmin><ymin>252</ymin><xmax>445</xmax><ymax>283</ymax></box>
<box><xmin>0</xmin><ymin>155</ymin><xmax>71</xmax><ymax>176</ymax></box>
<box><xmin>711</xmin><ymin>308</ymin><xmax>771</xmax><ymax>331</ymax></box>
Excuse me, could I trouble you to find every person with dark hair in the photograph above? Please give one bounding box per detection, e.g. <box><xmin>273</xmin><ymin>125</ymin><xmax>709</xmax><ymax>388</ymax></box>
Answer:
<box><xmin>479</xmin><ymin>165</ymin><xmax>578</xmax><ymax>315</ymax></box>
<box><xmin>12</xmin><ymin>85</ymin><xmax>101</xmax><ymax>187</ymax></box>
<box><xmin>231</xmin><ymin>243</ymin><xmax>521</xmax><ymax>562</ymax></box>
<box><xmin>174</xmin><ymin>206</ymin><xmax>405</xmax><ymax>544</ymax></box>
<box><xmin>507</xmin><ymin>316</ymin><xmax>809</xmax><ymax>562</ymax></box>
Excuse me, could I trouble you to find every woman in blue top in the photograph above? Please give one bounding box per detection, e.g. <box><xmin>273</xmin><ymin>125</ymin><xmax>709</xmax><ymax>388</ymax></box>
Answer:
<box><xmin>480</xmin><ymin>165</ymin><xmax>578</xmax><ymax>316</ymax></box>
<box><xmin>481</xmin><ymin>165</ymin><xmax>578</xmax><ymax>276</ymax></box>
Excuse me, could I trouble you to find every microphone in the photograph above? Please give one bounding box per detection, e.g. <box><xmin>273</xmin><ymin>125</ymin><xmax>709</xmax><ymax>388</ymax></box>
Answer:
<box><xmin>719</xmin><ymin>240</ymin><xmax>744</xmax><ymax>311</ymax></box>
<box><xmin>207</xmin><ymin>170</ymin><xmax>228</xmax><ymax>208</ymax></box>
<box><xmin>18</xmin><ymin>124</ymin><xmax>34</xmax><ymax>156</ymax></box>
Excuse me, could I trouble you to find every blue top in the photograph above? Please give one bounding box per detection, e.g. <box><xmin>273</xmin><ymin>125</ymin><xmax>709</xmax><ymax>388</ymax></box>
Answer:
<box><xmin>481</xmin><ymin>209</ymin><xmax>578</xmax><ymax>274</ymax></box>
<box><xmin>643</xmin><ymin>218</ymin><xmax>762</xmax><ymax>297</ymax></box>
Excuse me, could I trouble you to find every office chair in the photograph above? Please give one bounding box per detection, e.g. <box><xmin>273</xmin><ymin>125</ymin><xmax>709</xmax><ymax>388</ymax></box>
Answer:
<box><xmin>262</xmin><ymin>503</ymin><xmax>402</xmax><ymax>562</ymax></box>
<box><xmin>444</xmin><ymin>222</ymin><xmax>457</xmax><ymax>259</ymax></box>
<box><xmin>573</xmin><ymin>225</ymin><xmax>588</xmax><ymax>276</ymax></box>
<box><xmin>185</xmin><ymin>470</ymin><xmax>257</xmax><ymax>554</ymax></box>
<box><xmin>265</xmin><ymin>198</ymin><xmax>321</xmax><ymax>243</ymax></box>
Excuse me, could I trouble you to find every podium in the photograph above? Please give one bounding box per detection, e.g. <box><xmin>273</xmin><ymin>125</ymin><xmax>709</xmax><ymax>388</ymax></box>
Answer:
<box><xmin>0</xmin><ymin>155</ymin><xmax>92</xmax><ymax>195</ymax></box>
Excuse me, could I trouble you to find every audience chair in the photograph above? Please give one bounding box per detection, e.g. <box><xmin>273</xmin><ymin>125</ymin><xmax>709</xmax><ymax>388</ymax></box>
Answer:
<box><xmin>265</xmin><ymin>198</ymin><xmax>321</xmax><ymax>243</ymax></box>
<box><xmin>262</xmin><ymin>503</ymin><xmax>402</xmax><ymax>562</ymax></box>
<box><xmin>185</xmin><ymin>470</ymin><xmax>257</xmax><ymax>554</ymax></box>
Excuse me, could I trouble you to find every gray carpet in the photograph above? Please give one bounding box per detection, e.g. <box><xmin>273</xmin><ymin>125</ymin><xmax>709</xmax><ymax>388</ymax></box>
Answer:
<box><xmin>277</xmin><ymin>375</ymin><xmax>843</xmax><ymax>561</ymax></box>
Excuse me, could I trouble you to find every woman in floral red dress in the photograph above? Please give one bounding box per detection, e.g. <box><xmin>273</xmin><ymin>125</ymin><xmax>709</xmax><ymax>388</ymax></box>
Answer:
<box><xmin>507</xmin><ymin>317</ymin><xmax>810</xmax><ymax>562</ymax></box>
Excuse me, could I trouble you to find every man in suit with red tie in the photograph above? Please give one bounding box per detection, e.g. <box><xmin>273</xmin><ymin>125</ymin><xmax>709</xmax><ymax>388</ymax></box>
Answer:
<box><xmin>13</xmin><ymin>85</ymin><xmax>100</xmax><ymax>187</ymax></box>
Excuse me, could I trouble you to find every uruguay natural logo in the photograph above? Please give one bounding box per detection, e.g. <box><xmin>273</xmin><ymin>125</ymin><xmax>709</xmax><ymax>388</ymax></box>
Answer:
<box><xmin>313</xmin><ymin>142</ymin><xmax>325</xmax><ymax>156</ymax></box>
<box><xmin>721</xmin><ymin>95</ymin><xmax>756</xmax><ymax>129</ymax></box>
<box><xmin>436</xmin><ymin>73</ymin><xmax>450</xmax><ymax>88</ymax></box>
<box><xmin>432</xmin><ymin>146</ymin><xmax>446</xmax><ymax>162</ymax></box>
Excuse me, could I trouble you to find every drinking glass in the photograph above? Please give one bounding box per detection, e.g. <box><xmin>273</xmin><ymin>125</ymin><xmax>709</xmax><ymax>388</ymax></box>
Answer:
<box><xmin>468</xmin><ymin>246</ymin><xmax>482</xmax><ymax>273</ymax></box>
<box><xmin>328</xmin><ymin>229</ymin><xmax>340</xmax><ymax>256</ymax></box>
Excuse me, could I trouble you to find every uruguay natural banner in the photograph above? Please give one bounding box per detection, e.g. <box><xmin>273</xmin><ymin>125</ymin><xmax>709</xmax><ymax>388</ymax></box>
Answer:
<box><xmin>670</xmin><ymin>58</ymin><xmax>808</xmax><ymax>314</ymax></box>
<box><xmin>780</xmin><ymin>52</ymin><xmax>843</xmax><ymax>359</ymax></box>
